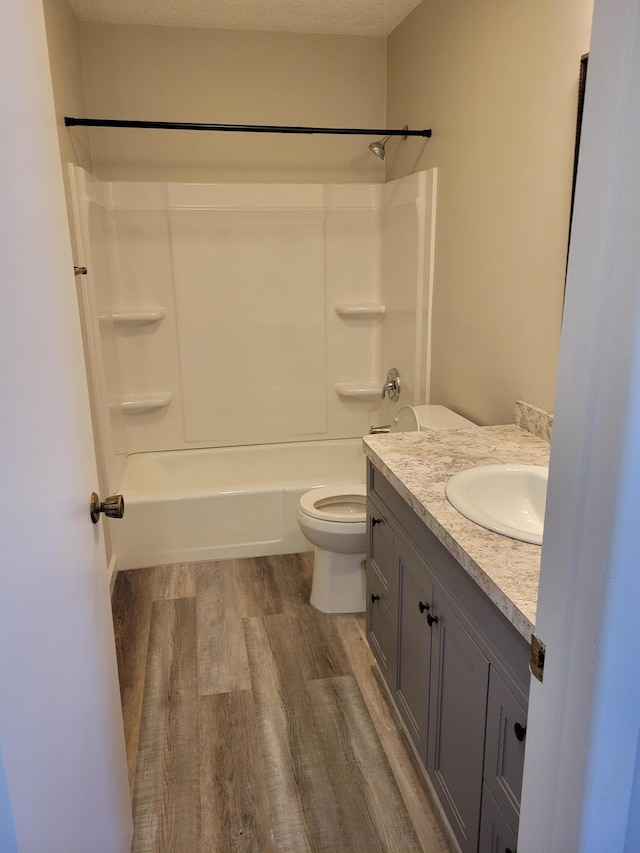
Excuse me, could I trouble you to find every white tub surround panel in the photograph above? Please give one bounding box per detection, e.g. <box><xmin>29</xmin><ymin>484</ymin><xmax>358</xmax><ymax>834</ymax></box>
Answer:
<box><xmin>70</xmin><ymin>167</ymin><xmax>436</xmax><ymax>460</ymax></box>
<box><xmin>324</xmin><ymin>183</ymin><xmax>385</xmax><ymax>435</ymax></box>
<box><xmin>69</xmin><ymin>166</ymin><xmax>127</xmax><ymax>496</ymax></box>
<box><xmin>170</xmin><ymin>205</ymin><xmax>326</xmax><ymax>444</ymax></box>
<box><xmin>363</xmin><ymin>425</ymin><xmax>550</xmax><ymax>639</ymax></box>
<box><xmin>380</xmin><ymin>170</ymin><xmax>436</xmax><ymax>421</ymax></box>
<box><xmin>108</xmin><ymin>204</ymin><xmax>187</xmax><ymax>453</ymax></box>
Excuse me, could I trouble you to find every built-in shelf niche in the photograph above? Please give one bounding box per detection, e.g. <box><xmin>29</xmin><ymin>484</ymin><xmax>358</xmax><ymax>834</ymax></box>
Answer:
<box><xmin>335</xmin><ymin>382</ymin><xmax>380</xmax><ymax>401</ymax></box>
<box><xmin>111</xmin><ymin>392</ymin><xmax>173</xmax><ymax>414</ymax></box>
<box><xmin>102</xmin><ymin>307</ymin><xmax>167</xmax><ymax>327</ymax></box>
<box><xmin>334</xmin><ymin>302</ymin><xmax>386</xmax><ymax>319</ymax></box>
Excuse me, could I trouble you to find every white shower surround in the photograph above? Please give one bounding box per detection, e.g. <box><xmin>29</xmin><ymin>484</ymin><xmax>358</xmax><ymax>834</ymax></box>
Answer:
<box><xmin>70</xmin><ymin>166</ymin><xmax>435</xmax><ymax>569</ymax></box>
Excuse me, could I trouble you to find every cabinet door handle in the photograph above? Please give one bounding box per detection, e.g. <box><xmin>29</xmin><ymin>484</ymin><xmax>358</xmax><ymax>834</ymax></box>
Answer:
<box><xmin>514</xmin><ymin>722</ymin><xmax>527</xmax><ymax>742</ymax></box>
<box><xmin>418</xmin><ymin>600</ymin><xmax>430</xmax><ymax>614</ymax></box>
<box><xmin>372</xmin><ymin>517</ymin><xmax>383</xmax><ymax>526</ymax></box>
<box><xmin>426</xmin><ymin>612</ymin><xmax>439</xmax><ymax>627</ymax></box>
<box><xmin>371</xmin><ymin>593</ymin><xmax>380</xmax><ymax>604</ymax></box>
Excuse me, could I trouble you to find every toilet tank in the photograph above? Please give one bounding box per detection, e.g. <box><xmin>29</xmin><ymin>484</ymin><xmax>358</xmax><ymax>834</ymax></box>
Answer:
<box><xmin>391</xmin><ymin>405</ymin><xmax>476</xmax><ymax>432</ymax></box>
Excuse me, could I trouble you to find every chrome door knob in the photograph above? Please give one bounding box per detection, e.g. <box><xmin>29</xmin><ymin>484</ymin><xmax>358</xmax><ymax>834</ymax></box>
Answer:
<box><xmin>90</xmin><ymin>492</ymin><xmax>125</xmax><ymax>524</ymax></box>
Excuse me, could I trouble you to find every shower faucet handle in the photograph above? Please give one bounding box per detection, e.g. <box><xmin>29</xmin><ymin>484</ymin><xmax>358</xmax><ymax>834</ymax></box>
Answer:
<box><xmin>381</xmin><ymin>368</ymin><xmax>401</xmax><ymax>401</ymax></box>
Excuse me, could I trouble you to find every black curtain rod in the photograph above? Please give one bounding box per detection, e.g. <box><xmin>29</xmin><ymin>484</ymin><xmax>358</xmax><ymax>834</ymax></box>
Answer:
<box><xmin>64</xmin><ymin>117</ymin><xmax>432</xmax><ymax>137</ymax></box>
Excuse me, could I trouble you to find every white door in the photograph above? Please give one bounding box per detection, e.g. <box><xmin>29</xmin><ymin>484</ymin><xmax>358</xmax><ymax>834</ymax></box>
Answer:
<box><xmin>0</xmin><ymin>2</ymin><xmax>132</xmax><ymax>852</ymax></box>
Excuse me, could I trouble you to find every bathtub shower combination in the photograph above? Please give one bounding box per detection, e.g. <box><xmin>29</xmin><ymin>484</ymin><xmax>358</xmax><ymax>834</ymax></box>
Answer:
<box><xmin>70</xmin><ymin>166</ymin><xmax>436</xmax><ymax>575</ymax></box>
<box><xmin>116</xmin><ymin>439</ymin><xmax>363</xmax><ymax>569</ymax></box>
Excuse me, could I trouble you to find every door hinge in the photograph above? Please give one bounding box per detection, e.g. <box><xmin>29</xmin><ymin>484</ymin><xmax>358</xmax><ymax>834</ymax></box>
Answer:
<box><xmin>530</xmin><ymin>633</ymin><xmax>546</xmax><ymax>682</ymax></box>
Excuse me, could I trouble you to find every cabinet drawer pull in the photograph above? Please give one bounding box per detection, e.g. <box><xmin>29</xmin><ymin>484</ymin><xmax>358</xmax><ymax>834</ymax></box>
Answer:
<box><xmin>426</xmin><ymin>613</ymin><xmax>439</xmax><ymax>627</ymax></box>
<box><xmin>372</xmin><ymin>517</ymin><xmax>383</xmax><ymax>526</ymax></box>
<box><xmin>418</xmin><ymin>600</ymin><xmax>430</xmax><ymax>614</ymax></box>
<box><xmin>514</xmin><ymin>722</ymin><xmax>527</xmax><ymax>742</ymax></box>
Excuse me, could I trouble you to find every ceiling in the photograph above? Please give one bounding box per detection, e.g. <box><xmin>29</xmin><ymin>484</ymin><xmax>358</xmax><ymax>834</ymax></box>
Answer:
<box><xmin>68</xmin><ymin>0</ymin><xmax>423</xmax><ymax>37</ymax></box>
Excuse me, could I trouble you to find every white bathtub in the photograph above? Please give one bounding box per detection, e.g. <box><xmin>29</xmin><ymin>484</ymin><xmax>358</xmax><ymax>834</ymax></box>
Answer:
<box><xmin>112</xmin><ymin>438</ymin><xmax>366</xmax><ymax>570</ymax></box>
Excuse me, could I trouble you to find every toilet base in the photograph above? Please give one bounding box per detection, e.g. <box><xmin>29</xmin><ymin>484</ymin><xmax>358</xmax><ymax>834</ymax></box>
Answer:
<box><xmin>309</xmin><ymin>547</ymin><xmax>366</xmax><ymax>614</ymax></box>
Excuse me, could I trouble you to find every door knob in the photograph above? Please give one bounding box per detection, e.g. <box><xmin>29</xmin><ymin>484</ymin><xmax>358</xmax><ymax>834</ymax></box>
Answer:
<box><xmin>90</xmin><ymin>492</ymin><xmax>125</xmax><ymax>524</ymax></box>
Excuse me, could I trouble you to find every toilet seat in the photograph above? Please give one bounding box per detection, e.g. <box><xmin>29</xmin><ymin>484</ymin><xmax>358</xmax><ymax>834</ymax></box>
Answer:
<box><xmin>298</xmin><ymin>483</ymin><xmax>366</xmax><ymax>523</ymax></box>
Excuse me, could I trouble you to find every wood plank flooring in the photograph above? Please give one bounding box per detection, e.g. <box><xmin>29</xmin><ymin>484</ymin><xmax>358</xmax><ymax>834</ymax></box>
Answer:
<box><xmin>112</xmin><ymin>553</ymin><xmax>452</xmax><ymax>852</ymax></box>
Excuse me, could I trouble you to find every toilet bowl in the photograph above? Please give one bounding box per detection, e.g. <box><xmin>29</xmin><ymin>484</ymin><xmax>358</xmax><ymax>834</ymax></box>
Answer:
<box><xmin>296</xmin><ymin>483</ymin><xmax>367</xmax><ymax>613</ymax></box>
<box><xmin>297</xmin><ymin>406</ymin><xmax>476</xmax><ymax>614</ymax></box>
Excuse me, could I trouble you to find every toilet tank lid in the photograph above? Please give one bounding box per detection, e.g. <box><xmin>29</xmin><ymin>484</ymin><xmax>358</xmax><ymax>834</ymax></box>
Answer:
<box><xmin>391</xmin><ymin>404</ymin><xmax>476</xmax><ymax>432</ymax></box>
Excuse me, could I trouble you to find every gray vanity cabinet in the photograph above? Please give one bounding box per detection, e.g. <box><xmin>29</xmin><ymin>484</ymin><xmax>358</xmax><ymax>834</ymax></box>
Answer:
<box><xmin>366</xmin><ymin>497</ymin><xmax>398</xmax><ymax>691</ymax></box>
<box><xmin>478</xmin><ymin>785</ymin><xmax>519</xmax><ymax>853</ymax></box>
<box><xmin>395</xmin><ymin>532</ymin><xmax>435</xmax><ymax>762</ymax></box>
<box><xmin>427</xmin><ymin>582</ymin><xmax>490</xmax><ymax>852</ymax></box>
<box><xmin>365</xmin><ymin>461</ymin><xmax>531</xmax><ymax>853</ymax></box>
<box><xmin>483</xmin><ymin>668</ymin><xmax>528</xmax><ymax>835</ymax></box>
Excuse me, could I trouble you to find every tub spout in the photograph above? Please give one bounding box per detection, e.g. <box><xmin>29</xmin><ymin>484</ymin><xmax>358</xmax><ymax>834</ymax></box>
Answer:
<box><xmin>369</xmin><ymin>425</ymin><xmax>391</xmax><ymax>434</ymax></box>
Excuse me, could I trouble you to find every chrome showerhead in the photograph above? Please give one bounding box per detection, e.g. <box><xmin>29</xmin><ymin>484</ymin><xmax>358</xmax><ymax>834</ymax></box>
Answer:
<box><xmin>368</xmin><ymin>135</ymin><xmax>391</xmax><ymax>159</ymax></box>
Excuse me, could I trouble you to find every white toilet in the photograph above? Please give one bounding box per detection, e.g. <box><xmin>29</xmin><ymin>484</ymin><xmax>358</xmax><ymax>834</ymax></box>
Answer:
<box><xmin>297</xmin><ymin>405</ymin><xmax>476</xmax><ymax>614</ymax></box>
<box><xmin>391</xmin><ymin>404</ymin><xmax>476</xmax><ymax>433</ymax></box>
<box><xmin>297</xmin><ymin>484</ymin><xmax>367</xmax><ymax>614</ymax></box>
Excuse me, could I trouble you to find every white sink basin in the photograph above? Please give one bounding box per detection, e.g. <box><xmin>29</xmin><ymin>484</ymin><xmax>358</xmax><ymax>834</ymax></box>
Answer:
<box><xmin>445</xmin><ymin>464</ymin><xmax>548</xmax><ymax>545</ymax></box>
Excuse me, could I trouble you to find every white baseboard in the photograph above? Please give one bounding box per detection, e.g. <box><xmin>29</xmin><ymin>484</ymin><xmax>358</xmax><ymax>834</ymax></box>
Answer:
<box><xmin>108</xmin><ymin>553</ymin><xmax>118</xmax><ymax>596</ymax></box>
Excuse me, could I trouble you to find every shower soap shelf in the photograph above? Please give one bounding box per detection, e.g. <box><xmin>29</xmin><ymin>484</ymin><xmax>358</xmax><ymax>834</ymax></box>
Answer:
<box><xmin>118</xmin><ymin>392</ymin><xmax>173</xmax><ymax>414</ymax></box>
<box><xmin>109</xmin><ymin>307</ymin><xmax>167</xmax><ymax>326</ymax></box>
<box><xmin>335</xmin><ymin>382</ymin><xmax>380</xmax><ymax>401</ymax></box>
<box><xmin>334</xmin><ymin>303</ymin><xmax>386</xmax><ymax>318</ymax></box>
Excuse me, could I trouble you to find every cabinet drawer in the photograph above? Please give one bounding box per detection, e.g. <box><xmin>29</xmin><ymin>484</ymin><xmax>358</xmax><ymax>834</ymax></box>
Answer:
<box><xmin>484</xmin><ymin>668</ymin><xmax>527</xmax><ymax>829</ymax></box>
<box><xmin>478</xmin><ymin>784</ymin><xmax>518</xmax><ymax>853</ymax></box>
<box><xmin>366</xmin><ymin>570</ymin><xmax>397</xmax><ymax>691</ymax></box>
<box><xmin>367</xmin><ymin>499</ymin><xmax>398</xmax><ymax>612</ymax></box>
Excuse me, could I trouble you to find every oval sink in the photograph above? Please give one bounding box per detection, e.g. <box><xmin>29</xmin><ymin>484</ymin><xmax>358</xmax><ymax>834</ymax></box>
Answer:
<box><xmin>445</xmin><ymin>464</ymin><xmax>548</xmax><ymax>545</ymax></box>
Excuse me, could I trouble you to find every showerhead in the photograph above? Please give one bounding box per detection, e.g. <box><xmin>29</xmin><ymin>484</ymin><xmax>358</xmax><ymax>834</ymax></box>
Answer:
<box><xmin>368</xmin><ymin>135</ymin><xmax>391</xmax><ymax>159</ymax></box>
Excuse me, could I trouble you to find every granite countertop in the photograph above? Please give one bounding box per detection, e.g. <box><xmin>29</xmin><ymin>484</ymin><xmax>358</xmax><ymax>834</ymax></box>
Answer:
<box><xmin>363</xmin><ymin>425</ymin><xmax>551</xmax><ymax>641</ymax></box>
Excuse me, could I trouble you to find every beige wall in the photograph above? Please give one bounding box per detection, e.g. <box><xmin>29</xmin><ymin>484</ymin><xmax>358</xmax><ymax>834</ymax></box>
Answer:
<box><xmin>42</xmin><ymin>0</ymin><xmax>92</xmax><ymax>245</ymax></box>
<box><xmin>78</xmin><ymin>23</ymin><xmax>387</xmax><ymax>183</ymax></box>
<box><xmin>387</xmin><ymin>0</ymin><xmax>593</xmax><ymax>424</ymax></box>
<box><xmin>44</xmin><ymin>2</ymin><xmax>594</xmax><ymax>425</ymax></box>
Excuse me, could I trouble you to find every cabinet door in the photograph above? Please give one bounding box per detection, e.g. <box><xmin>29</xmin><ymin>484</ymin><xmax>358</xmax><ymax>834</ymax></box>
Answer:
<box><xmin>367</xmin><ymin>499</ymin><xmax>397</xmax><ymax>612</ymax></box>
<box><xmin>484</xmin><ymin>668</ymin><xmax>527</xmax><ymax>832</ymax></box>
<box><xmin>395</xmin><ymin>536</ymin><xmax>434</xmax><ymax>763</ymax></box>
<box><xmin>366</xmin><ymin>570</ymin><xmax>398</xmax><ymax>690</ymax></box>
<box><xmin>427</xmin><ymin>584</ymin><xmax>490</xmax><ymax>853</ymax></box>
<box><xmin>478</xmin><ymin>784</ymin><xmax>519</xmax><ymax>853</ymax></box>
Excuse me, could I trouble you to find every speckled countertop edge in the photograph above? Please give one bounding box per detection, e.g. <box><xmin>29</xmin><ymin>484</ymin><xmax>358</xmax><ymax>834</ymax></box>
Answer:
<box><xmin>363</xmin><ymin>425</ymin><xmax>550</xmax><ymax>641</ymax></box>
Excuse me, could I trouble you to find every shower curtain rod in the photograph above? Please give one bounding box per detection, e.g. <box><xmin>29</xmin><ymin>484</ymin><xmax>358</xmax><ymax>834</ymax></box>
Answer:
<box><xmin>64</xmin><ymin>117</ymin><xmax>432</xmax><ymax>137</ymax></box>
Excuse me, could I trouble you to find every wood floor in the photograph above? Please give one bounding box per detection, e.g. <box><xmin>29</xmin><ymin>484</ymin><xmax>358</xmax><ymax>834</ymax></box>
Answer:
<box><xmin>112</xmin><ymin>553</ymin><xmax>452</xmax><ymax>853</ymax></box>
